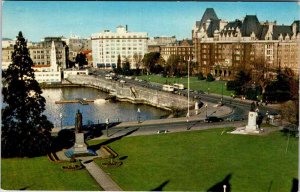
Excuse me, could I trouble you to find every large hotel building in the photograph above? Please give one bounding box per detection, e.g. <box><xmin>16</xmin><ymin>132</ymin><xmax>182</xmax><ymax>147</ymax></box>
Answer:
<box><xmin>91</xmin><ymin>25</ymin><xmax>148</xmax><ymax>69</ymax></box>
<box><xmin>192</xmin><ymin>8</ymin><xmax>300</xmax><ymax>80</ymax></box>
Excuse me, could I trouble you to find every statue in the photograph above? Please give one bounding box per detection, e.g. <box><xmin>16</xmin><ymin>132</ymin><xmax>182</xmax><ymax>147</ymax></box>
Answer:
<box><xmin>250</xmin><ymin>102</ymin><xmax>256</xmax><ymax>112</ymax></box>
<box><xmin>75</xmin><ymin>109</ymin><xmax>82</xmax><ymax>133</ymax></box>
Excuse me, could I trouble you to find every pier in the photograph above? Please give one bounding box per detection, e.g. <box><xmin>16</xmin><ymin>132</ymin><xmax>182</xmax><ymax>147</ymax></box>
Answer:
<box><xmin>55</xmin><ymin>98</ymin><xmax>94</xmax><ymax>105</ymax></box>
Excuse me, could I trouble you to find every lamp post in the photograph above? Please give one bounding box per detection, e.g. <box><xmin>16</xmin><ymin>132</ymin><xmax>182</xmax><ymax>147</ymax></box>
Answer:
<box><xmin>137</xmin><ymin>108</ymin><xmax>141</xmax><ymax>123</ymax></box>
<box><xmin>59</xmin><ymin>113</ymin><xmax>63</xmax><ymax>130</ymax></box>
<box><xmin>187</xmin><ymin>59</ymin><xmax>190</xmax><ymax>130</ymax></box>
<box><xmin>106</xmin><ymin>118</ymin><xmax>109</xmax><ymax>137</ymax></box>
<box><xmin>187</xmin><ymin>59</ymin><xmax>190</xmax><ymax>118</ymax></box>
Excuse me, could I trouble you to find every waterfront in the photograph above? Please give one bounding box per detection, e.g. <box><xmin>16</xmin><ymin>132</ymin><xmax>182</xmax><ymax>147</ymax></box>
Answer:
<box><xmin>42</xmin><ymin>87</ymin><xmax>169</xmax><ymax>128</ymax></box>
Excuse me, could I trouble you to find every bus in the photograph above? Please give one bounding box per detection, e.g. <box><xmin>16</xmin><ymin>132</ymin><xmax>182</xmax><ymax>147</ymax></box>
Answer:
<box><xmin>173</xmin><ymin>83</ymin><xmax>184</xmax><ymax>90</ymax></box>
<box><xmin>162</xmin><ymin>84</ymin><xmax>174</xmax><ymax>92</ymax></box>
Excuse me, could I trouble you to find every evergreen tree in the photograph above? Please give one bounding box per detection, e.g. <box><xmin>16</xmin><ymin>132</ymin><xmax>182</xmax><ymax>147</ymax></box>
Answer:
<box><xmin>2</xmin><ymin>32</ymin><xmax>53</xmax><ymax>157</ymax></box>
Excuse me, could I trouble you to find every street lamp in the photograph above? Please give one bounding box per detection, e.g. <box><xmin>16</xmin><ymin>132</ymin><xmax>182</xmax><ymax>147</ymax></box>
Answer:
<box><xmin>187</xmin><ymin>59</ymin><xmax>190</xmax><ymax>118</ymax></box>
<box><xmin>59</xmin><ymin>113</ymin><xmax>63</xmax><ymax>130</ymax></box>
<box><xmin>137</xmin><ymin>108</ymin><xmax>141</xmax><ymax>123</ymax></box>
<box><xmin>106</xmin><ymin>118</ymin><xmax>110</xmax><ymax>137</ymax></box>
<box><xmin>186</xmin><ymin>59</ymin><xmax>191</xmax><ymax>130</ymax></box>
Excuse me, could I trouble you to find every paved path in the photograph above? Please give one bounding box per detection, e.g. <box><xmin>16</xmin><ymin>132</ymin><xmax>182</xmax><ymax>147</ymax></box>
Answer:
<box><xmin>82</xmin><ymin>159</ymin><xmax>122</xmax><ymax>191</ymax></box>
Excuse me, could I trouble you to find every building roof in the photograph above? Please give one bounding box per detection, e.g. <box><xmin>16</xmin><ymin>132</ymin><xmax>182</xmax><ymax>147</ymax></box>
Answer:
<box><xmin>199</xmin><ymin>8</ymin><xmax>219</xmax><ymax>27</ymax></box>
<box><xmin>272</xmin><ymin>25</ymin><xmax>293</xmax><ymax>39</ymax></box>
<box><xmin>240</xmin><ymin>15</ymin><xmax>262</xmax><ymax>37</ymax></box>
<box><xmin>220</xmin><ymin>20</ymin><xmax>242</xmax><ymax>36</ymax></box>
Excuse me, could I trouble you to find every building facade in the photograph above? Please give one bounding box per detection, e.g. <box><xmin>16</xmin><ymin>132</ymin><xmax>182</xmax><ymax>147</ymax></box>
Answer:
<box><xmin>160</xmin><ymin>39</ymin><xmax>194</xmax><ymax>62</ymax></box>
<box><xmin>192</xmin><ymin>8</ymin><xmax>300</xmax><ymax>80</ymax></box>
<box><xmin>91</xmin><ymin>25</ymin><xmax>148</xmax><ymax>69</ymax></box>
<box><xmin>2</xmin><ymin>37</ymin><xmax>69</xmax><ymax>70</ymax></box>
<box><xmin>147</xmin><ymin>36</ymin><xmax>177</xmax><ymax>53</ymax></box>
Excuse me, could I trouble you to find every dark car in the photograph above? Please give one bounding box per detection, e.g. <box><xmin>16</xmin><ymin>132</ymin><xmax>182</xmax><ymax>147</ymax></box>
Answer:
<box><xmin>204</xmin><ymin>116</ymin><xmax>224</xmax><ymax>123</ymax></box>
<box><xmin>226</xmin><ymin>114</ymin><xmax>245</xmax><ymax>122</ymax></box>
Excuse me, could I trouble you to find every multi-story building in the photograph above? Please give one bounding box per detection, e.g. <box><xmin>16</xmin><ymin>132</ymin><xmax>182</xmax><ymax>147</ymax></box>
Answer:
<box><xmin>192</xmin><ymin>8</ymin><xmax>300</xmax><ymax>80</ymax></box>
<box><xmin>147</xmin><ymin>36</ymin><xmax>177</xmax><ymax>53</ymax></box>
<box><xmin>34</xmin><ymin>41</ymin><xmax>61</xmax><ymax>83</ymax></box>
<box><xmin>160</xmin><ymin>39</ymin><xmax>193</xmax><ymax>62</ymax></box>
<box><xmin>64</xmin><ymin>35</ymin><xmax>92</xmax><ymax>63</ymax></box>
<box><xmin>2</xmin><ymin>36</ymin><xmax>69</xmax><ymax>70</ymax></box>
<box><xmin>91</xmin><ymin>25</ymin><xmax>148</xmax><ymax>69</ymax></box>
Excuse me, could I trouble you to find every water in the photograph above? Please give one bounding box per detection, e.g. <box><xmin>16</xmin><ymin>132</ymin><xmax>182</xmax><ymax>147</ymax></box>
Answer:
<box><xmin>42</xmin><ymin>87</ymin><xmax>169</xmax><ymax>128</ymax></box>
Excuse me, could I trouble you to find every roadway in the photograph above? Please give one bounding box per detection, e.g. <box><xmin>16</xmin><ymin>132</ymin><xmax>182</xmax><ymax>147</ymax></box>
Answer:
<box><xmin>89</xmin><ymin>71</ymin><xmax>279</xmax><ymax>120</ymax></box>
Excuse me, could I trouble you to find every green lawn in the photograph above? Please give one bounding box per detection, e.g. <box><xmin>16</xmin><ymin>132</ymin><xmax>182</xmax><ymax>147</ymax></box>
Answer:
<box><xmin>1</xmin><ymin>157</ymin><xmax>102</xmax><ymax>190</ymax></box>
<box><xmin>138</xmin><ymin>75</ymin><xmax>234</xmax><ymax>96</ymax></box>
<box><xmin>89</xmin><ymin>128</ymin><xmax>298</xmax><ymax>191</ymax></box>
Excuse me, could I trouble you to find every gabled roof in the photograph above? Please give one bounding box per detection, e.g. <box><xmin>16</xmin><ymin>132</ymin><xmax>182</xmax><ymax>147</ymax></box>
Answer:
<box><xmin>220</xmin><ymin>20</ymin><xmax>242</xmax><ymax>35</ymax></box>
<box><xmin>272</xmin><ymin>25</ymin><xmax>293</xmax><ymax>40</ymax></box>
<box><xmin>240</xmin><ymin>15</ymin><xmax>262</xmax><ymax>37</ymax></box>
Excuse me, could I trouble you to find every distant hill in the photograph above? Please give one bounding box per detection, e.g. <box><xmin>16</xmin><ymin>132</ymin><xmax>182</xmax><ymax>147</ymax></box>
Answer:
<box><xmin>2</xmin><ymin>38</ymin><xmax>13</xmax><ymax>41</ymax></box>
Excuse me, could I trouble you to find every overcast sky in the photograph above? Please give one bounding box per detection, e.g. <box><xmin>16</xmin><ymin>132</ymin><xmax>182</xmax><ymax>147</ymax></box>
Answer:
<box><xmin>2</xmin><ymin>1</ymin><xmax>299</xmax><ymax>42</ymax></box>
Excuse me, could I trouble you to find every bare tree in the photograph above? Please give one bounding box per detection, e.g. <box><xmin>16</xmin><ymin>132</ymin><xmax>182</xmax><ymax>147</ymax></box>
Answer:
<box><xmin>250</xmin><ymin>57</ymin><xmax>270</xmax><ymax>95</ymax></box>
<box><xmin>133</xmin><ymin>53</ymin><xmax>143</xmax><ymax>70</ymax></box>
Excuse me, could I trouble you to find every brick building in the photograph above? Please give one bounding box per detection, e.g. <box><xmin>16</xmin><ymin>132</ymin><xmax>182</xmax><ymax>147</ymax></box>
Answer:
<box><xmin>192</xmin><ymin>8</ymin><xmax>300</xmax><ymax>80</ymax></box>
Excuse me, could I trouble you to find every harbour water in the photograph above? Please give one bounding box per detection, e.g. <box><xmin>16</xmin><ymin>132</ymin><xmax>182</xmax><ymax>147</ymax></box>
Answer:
<box><xmin>42</xmin><ymin>87</ymin><xmax>170</xmax><ymax>128</ymax></box>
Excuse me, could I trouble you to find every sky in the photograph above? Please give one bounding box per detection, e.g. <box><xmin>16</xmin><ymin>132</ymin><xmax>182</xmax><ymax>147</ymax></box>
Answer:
<box><xmin>2</xmin><ymin>1</ymin><xmax>300</xmax><ymax>42</ymax></box>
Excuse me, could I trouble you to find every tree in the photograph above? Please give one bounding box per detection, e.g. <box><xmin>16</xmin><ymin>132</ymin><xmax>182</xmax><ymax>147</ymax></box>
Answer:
<box><xmin>227</xmin><ymin>71</ymin><xmax>251</xmax><ymax>95</ymax></box>
<box><xmin>251</xmin><ymin>57</ymin><xmax>269</xmax><ymax>95</ymax></box>
<box><xmin>2</xmin><ymin>32</ymin><xmax>53</xmax><ymax>157</ymax></box>
<box><xmin>264</xmin><ymin>70</ymin><xmax>292</xmax><ymax>102</ymax></box>
<box><xmin>281</xmin><ymin>100</ymin><xmax>299</xmax><ymax>125</ymax></box>
<box><xmin>75</xmin><ymin>52</ymin><xmax>88</xmax><ymax>68</ymax></box>
<box><xmin>122</xmin><ymin>57</ymin><xmax>132</xmax><ymax>76</ymax></box>
<box><xmin>197</xmin><ymin>72</ymin><xmax>206</xmax><ymax>80</ymax></box>
<box><xmin>166</xmin><ymin>55</ymin><xmax>180</xmax><ymax>76</ymax></box>
<box><xmin>142</xmin><ymin>52</ymin><xmax>160</xmax><ymax>74</ymax></box>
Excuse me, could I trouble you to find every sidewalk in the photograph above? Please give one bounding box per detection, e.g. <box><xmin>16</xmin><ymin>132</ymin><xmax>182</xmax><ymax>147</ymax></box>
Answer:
<box><xmin>82</xmin><ymin>160</ymin><xmax>122</xmax><ymax>191</ymax></box>
<box><xmin>114</xmin><ymin>103</ymin><xmax>233</xmax><ymax>128</ymax></box>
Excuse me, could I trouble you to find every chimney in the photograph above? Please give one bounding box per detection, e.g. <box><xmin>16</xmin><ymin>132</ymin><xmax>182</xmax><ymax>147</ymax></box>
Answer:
<box><xmin>126</xmin><ymin>25</ymin><xmax>128</xmax><ymax>32</ymax></box>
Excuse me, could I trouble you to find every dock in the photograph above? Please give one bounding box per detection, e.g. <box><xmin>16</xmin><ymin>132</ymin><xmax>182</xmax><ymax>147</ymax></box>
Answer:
<box><xmin>55</xmin><ymin>99</ymin><xmax>94</xmax><ymax>105</ymax></box>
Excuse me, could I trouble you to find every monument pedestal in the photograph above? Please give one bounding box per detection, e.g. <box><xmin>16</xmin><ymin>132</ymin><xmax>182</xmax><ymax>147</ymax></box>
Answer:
<box><xmin>73</xmin><ymin>133</ymin><xmax>89</xmax><ymax>155</ymax></box>
<box><xmin>230</xmin><ymin>111</ymin><xmax>260</xmax><ymax>134</ymax></box>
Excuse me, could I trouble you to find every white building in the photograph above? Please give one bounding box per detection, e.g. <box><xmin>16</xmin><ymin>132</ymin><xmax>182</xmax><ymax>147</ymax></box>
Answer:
<box><xmin>91</xmin><ymin>25</ymin><xmax>148</xmax><ymax>69</ymax></box>
<box><xmin>34</xmin><ymin>41</ymin><xmax>61</xmax><ymax>83</ymax></box>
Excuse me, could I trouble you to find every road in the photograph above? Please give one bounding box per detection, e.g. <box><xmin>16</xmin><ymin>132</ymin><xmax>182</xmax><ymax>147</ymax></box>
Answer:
<box><xmin>90</xmin><ymin>118</ymin><xmax>246</xmax><ymax>140</ymax></box>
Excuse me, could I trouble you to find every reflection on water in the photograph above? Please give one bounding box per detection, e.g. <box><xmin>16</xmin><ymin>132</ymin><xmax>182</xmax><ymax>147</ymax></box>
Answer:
<box><xmin>42</xmin><ymin>87</ymin><xmax>169</xmax><ymax>127</ymax></box>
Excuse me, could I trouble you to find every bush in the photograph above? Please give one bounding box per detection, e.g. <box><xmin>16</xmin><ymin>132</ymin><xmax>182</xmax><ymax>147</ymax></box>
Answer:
<box><xmin>197</xmin><ymin>72</ymin><xmax>206</xmax><ymax>80</ymax></box>
<box><xmin>206</xmin><ymin>73</ymin><xmax>215</xmax><ymax>82</ymax></box>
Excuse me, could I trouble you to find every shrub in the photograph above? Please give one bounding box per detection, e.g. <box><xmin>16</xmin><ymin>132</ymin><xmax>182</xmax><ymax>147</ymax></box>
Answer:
<box><xmin>197</xmin><ymin>72</ymin><xmax>206</xmax><ymax>80</ymax></box>
<box><xmin>206</xmin><ymin>73</ymin><xmax>215</xmax><ymax>82</ymax></box>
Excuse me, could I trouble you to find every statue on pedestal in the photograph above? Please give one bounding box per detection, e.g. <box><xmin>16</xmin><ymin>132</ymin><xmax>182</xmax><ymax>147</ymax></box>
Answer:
<box><xmin>75</xmin><ymin>110</ymin><xmax>82</xmax><ymax>133</ymax></box>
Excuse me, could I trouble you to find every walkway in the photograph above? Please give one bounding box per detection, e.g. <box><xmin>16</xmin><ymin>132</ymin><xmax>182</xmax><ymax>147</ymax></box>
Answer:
<box><xmin>81</xmin><ymin>158</ymin><xmax>122</xmax><ymax>191</ymax></box>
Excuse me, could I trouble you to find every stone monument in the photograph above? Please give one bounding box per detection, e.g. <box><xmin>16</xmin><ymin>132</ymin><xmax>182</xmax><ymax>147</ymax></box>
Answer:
<box><xmin>245</xmin><ymin>111</ymin><xmax>259</xmax><ymax>133</ymax></box>
<box><xmin>73</xmin><ymin>110</ymin><xmax>89</xmax><ymax>155</ymax></box>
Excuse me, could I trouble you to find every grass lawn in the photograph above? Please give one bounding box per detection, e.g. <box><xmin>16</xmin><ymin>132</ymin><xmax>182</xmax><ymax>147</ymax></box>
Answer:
<box><xmin>137</xmin><ymin>75</ymin><xmax>234</xmax><ymax>96</ymax></box>
<box><xmin>89</xmin><ymin>128</ymin><xmax>298</xmax><ymax>191</ymax></box>
<box><xmin>1</xmin><ymin>157</ymin><xmax>102</xmax><ymax>190</ymax></box>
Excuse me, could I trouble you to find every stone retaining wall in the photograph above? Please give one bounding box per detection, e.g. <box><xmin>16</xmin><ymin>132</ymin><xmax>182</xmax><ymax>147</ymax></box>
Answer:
<box><xmin>67</xmin><ymin>75</ymin><xmax>193</xmax><ymax>111</ymax></box>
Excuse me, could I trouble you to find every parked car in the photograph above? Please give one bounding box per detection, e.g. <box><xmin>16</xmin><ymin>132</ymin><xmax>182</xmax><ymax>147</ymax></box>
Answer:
<box><xmin>266</xmin><ymin>111</ymin><xmax>281</xmax><ymax>120</ymax></box>
<box><xmin>204</xmin><ymin>116</ymin><xmax>224</xmax><ymax>123</ymax></box>
<box><xmin>226</xmin><ymin>114</ymin><xmax>245</xmax><ymax>122</ymax></box>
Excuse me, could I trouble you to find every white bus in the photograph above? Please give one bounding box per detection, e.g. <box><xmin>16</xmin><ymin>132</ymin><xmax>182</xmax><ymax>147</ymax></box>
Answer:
<box><xmin>162</xmin><ymin>84</ymin><xmax>174</xmax><ymax>92</ymax></box>
<box><xmin>173</xmin><ymin>83</ymin><xmax>184</xmax><ymax>90</ymax></box>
